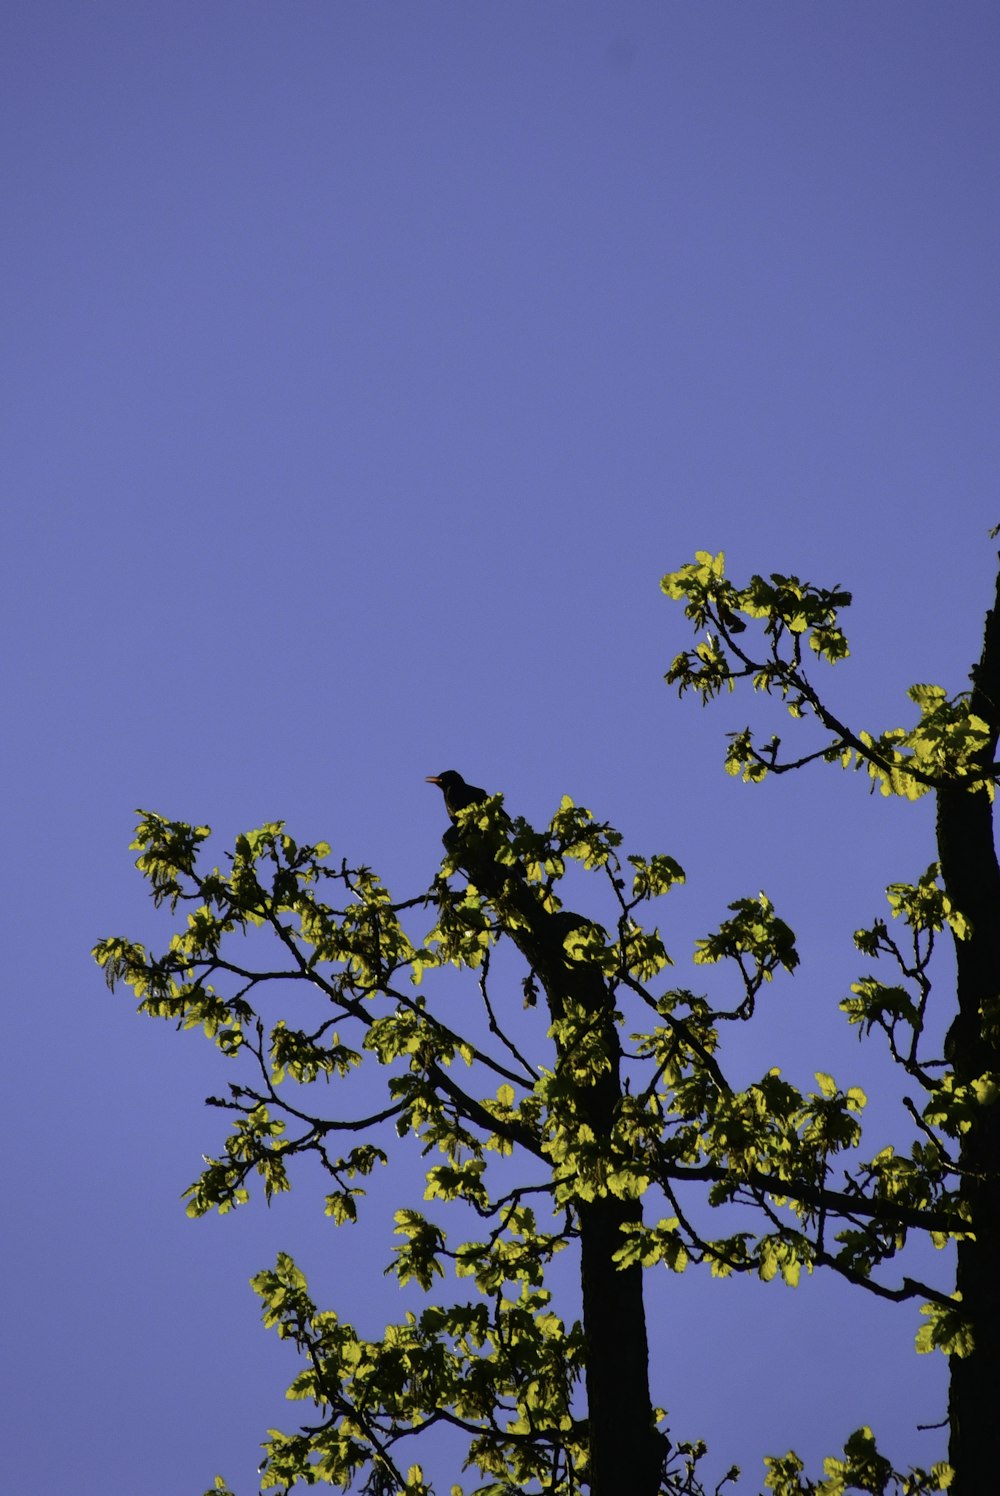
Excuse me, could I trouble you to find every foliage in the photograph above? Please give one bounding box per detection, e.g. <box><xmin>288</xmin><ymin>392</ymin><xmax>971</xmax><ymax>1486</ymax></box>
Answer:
<box><xmin>763</xmin><ymin>1427</ymin><xmax>952</xmax><ymax>1494</ymax></box>
<box><xmin>661</xmin><ymin>551</ymin><xmax>992</xmax><ymax>800</ymax></box>
<box><xmin>92</xmin><ymin>547</ymin><xmax>1000</xmax><ymax>1494</ymax></box>
<box><xmin>99</xmin><ymin>796</ymin><xmax>956</xmax><ymax>1492</ymax></box>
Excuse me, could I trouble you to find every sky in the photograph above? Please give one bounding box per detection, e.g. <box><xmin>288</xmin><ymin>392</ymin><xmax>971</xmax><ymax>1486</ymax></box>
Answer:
<box><xmin>3</xmin><ymin>3</ymin><xmax>1000</xmax><ymax>1492</ymax></box>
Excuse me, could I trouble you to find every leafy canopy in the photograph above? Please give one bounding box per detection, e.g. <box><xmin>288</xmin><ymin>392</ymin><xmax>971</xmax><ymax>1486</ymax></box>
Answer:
<box><xmin>93</xmin><ymin>548</ymin><xmax>988</xmax><ymax>1494</ymax></box>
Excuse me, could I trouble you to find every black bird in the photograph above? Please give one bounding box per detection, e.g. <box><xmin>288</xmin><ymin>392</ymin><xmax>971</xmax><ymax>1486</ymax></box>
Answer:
<box><xmin>425</xmin><ymin>769</ymin><xmax>491</xmax><ymax>822</ymax></box>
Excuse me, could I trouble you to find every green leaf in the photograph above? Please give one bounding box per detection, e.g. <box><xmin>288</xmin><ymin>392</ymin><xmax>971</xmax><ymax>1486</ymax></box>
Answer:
<box><xmin>916</xmin><ymin>1298</ymin><xmax>973</xmax><ymax>1358</ymax></box>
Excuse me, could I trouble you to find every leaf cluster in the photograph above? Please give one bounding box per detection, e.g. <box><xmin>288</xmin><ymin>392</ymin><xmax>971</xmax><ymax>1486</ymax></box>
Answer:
<box><xmin>661</xmin><ymin>552</ymin><xmax>997</xmax><ymax>800</ymax></box>
<box><xmin>98</xmin><ymin>778</ymin><xmax>964</xmax><ymax>1492</ymax></box>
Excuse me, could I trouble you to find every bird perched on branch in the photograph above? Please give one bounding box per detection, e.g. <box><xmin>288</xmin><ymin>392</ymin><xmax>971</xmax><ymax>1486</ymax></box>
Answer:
<box><xmin>425</xmin><ymin>769</ymin><xmax>491</xmax><ymax>822</ymax></box>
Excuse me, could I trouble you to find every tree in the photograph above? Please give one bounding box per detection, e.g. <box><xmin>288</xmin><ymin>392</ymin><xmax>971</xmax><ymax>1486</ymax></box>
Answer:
<box><xmin>95</xmin><ymin>551</ymin><xmax>1000</xmax><ymax>1496</ymax></box>
<box><xmin>660</xmin><ymin>551</ymin><xmax>1000</xmax><ymax>1495</ymax></box>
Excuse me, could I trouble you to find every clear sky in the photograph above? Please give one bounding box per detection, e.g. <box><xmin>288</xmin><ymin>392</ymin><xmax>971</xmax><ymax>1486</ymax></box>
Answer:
<box><xmin>4</xmin><ymin>3</ymin><xmax>999</xmax><ymax>1492</ymax></box>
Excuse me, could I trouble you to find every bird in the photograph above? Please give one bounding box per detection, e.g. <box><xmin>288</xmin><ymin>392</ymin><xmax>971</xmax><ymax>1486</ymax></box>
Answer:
<box><xmin>425</xmin><ymin>770</ymin><xmax>491</xmax><ymax>822</ymax></box>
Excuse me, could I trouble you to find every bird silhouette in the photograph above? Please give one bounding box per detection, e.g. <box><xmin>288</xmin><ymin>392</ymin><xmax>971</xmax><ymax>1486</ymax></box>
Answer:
<box><xmin>425</xmin><ymin>770</ymin><xmax>491</xmax><ymax>822</ymax></box>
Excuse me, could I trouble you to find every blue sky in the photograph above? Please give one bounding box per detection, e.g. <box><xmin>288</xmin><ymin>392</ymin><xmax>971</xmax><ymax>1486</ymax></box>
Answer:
<box><xmin>4</xmin><ymin>3</ymin><xmax>999</xmax><ymax>1492</ymax></box>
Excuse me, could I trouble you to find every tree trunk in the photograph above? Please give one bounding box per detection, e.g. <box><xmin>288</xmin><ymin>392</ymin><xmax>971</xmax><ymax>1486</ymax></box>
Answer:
<box><xmin>579</xmin><ymin>1191</ymin><xmax>663</xmax><ymax>1493</ymax></box>
<box><xmin>937</xmin><ymin>565</ymin><xmax>1000</xmax><ymax>1493</ymax></box>
<box><xmin>452</xmin><ymin>836</ymin><xmax>664</xmax><ymax>1494</ymax></box>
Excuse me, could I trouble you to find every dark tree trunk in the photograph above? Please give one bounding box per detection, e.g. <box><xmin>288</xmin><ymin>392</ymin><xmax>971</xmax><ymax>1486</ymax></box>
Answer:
<box><xmin>578</xmin><ymin>1191</ymin><xmax>662</xmax><ymax>1494</ymax></box>
<box><xmin>452</xmin><ymin>835</ymin><xmax>664</xmax><ymax>1494</ymax></box>
<box><xmin>937</xmin><ymin>565</ymin><xmax>1000</xmax><ymax>1494</ymax></box>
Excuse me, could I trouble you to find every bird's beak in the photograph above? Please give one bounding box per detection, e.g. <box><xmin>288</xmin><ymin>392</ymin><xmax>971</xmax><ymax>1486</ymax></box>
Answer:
<box><xmin>425</xmin><ymin>775</ymin><xmax>441</xmax><ymax>785</ymax></box>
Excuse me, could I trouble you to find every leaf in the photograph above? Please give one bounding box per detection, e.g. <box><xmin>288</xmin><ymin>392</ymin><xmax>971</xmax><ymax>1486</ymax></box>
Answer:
<box><xmin>916</xmin><ymin>1298</ymin><xmax>973</xmax><ymax>1358</ymax></box>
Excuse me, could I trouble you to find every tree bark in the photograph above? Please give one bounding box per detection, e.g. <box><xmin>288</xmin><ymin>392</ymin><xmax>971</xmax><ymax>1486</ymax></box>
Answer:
<box><xmin>937</xmin><ymin>563</ymin><xmax>1000</xmax><ymax>1493</ymax></box>
<box><xmin>451</xmin><ymin>834</ymin><xmax>664</xmax><ymax>1494</ymax></box>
